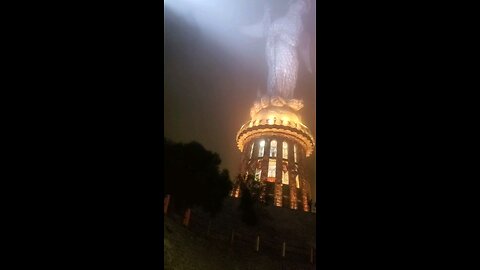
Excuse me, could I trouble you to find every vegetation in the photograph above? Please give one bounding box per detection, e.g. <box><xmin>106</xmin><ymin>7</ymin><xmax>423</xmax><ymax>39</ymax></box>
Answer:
<box><xmin>238</xmin><ymin>174</ymin><xmax>262</xmax><ymax>226</ymax></box>
<box><xmin>164</xmin><ymin>217</ymin><xmax>283</xmax><ymax>270</ymax></box>
<box><xmin>164</xmin><ymin>138</ymin><xmax>232</xmax><ymax>217</ymax></box>
<box><xmin>164</xmin><ymin>139</ymin><xmax>315</xmax><ymax>269</ymax></box>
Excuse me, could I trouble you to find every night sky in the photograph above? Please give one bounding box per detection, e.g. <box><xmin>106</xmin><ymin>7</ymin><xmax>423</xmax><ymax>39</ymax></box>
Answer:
<box><xmin>164</xmin><ymin>0</ymin><xmax>317</xmax><ymax>202</ymax></box>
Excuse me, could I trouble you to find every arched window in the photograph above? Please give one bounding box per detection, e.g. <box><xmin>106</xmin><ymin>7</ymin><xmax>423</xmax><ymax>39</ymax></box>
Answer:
<box><xmin>282</xmin><ymin>141</ymin><xmax>288</xmax><ymax>159</ymax></box>
<box><xmin>249</xmin><ymin>142</ymin><xmax>254</xmax><ymax>159</ymax></box>
<box><xmin>282</xmin><ymin>171</ymin><xmax>289</xmax><ymax>185</ymax></box>
<box><xmin>268</xmin><ymin>159</ymin><xmax>276</xmax><ymax>179</ymax></box>
<box><xmin>296</xmin><ymin>175</ymin><xmax>300</xmax><ymax>188</ymax></box>
<box><xmin>258</xmin><ymin>140</ymin><xmax>265</xmax><ymax>157</ymax></box>
<box><xmin>270</xmin><ymin>140</ymin><xmax>277</xmax><ymax>157</ymax></box>
<box><xmin>294</xmin><ymin>144</ymin><xmax>298</xmax><ymax>163</ymax></box>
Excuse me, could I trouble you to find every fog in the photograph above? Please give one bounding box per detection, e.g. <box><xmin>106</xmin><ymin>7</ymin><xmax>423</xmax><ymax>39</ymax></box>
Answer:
<box><xmin>164</xmin><ymin>0</ymin><xmax>317</xmax><ymax>202</ymax></box>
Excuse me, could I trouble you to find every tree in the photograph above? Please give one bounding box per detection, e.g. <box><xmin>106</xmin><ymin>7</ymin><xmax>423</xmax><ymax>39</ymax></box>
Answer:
<box><xmin>237</xmin><ymin>174</ymin><xmax>260</xmax><ymax>226</ymax></box>
<box><xmin>164</xmin><ymin>138</ymin><xmax>232</xmax><ymax>217</ymax></box>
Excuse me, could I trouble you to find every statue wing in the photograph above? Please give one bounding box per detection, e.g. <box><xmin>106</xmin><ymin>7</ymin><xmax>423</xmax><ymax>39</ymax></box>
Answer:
<box><xmin>240</xmin><ymin>6</ymin><xmax>271</xmax><ymax>38</ymax></box>
<box><xmin>299</xmin><ymin>32</ymin><xmax>313</xmax><ymax>73</ymax></box>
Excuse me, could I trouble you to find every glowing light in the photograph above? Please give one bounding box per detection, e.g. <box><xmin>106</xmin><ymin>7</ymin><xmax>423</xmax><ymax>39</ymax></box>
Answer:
<box><xmin>282</xmin><ymin>141</ymin><xmax>288</xmax><ymax>159</ymax></box>
<box><xmin>294</xmin><ymin>144</ymin><xmax>298</xmax><ymax>163</ymax></box>
<box><xmin>282</xmin><ymin>171</ymin><xmax>289</xmax><ymax>185</ymax></box>
<box><xmin>270</xmin><ymin>140</ymin><xmax>277</xmax><ymax>157</ymax></box>
<box><xmin>268</xmin><ymin>159</ymin><xmax>276</xmax><ymax>178</ymax></box>
<box><xmin>165</xmin><ymin>0</ymin><xmax>261</xmax><ymax>67</ymax></box>
<box><xmin>236</xmin><ymin>100</ymin><xmax>315</xmax><ymax>156</ymax></box>
<box><xmin>258</xmin><ymin>140</ymin><xmax>265</xmax><ymax>157</ymax></box>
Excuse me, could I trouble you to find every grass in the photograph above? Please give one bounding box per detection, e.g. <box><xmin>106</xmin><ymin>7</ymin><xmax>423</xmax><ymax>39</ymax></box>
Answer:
<box><xmin>164</xmin><ymin>217</ymin><xmax>284</xmax><ymax>270</ymax></box>
<box><xmin>164</xmin><ymin>197</ymin><xmax>316</xmax><ymax>270</ymax></box>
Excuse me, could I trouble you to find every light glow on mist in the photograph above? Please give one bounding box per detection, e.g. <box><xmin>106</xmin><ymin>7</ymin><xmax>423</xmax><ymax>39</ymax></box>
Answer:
<box><xmin>165</xmin><ymin>0</ymin><xmax>270</xmax><ymax>66</ymax></box>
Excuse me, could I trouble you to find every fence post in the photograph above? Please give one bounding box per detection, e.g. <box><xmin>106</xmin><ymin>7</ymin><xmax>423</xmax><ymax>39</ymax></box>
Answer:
<box><xmin>230</xmin><ymin>229</ymin><xmax>235</xmax><ymax>246</ymax></box>
<box><xmin>164</xmin><ymin>194</ymin><xmax>170</xmax><ymax>215</ymax></box>
<box><xmin>282</xmin><ymin>241</ymin><xmax>286</xmax><ymax>257</ymax></box>
<box><xmin>183</xmin><ymin>208</ymin><xmax>191</xmax><ymax>227</ymax></box>
<box><xmin>256</xmin><ymin>235</ymin><xmax>260</xmax><ymax>252</ymax></box>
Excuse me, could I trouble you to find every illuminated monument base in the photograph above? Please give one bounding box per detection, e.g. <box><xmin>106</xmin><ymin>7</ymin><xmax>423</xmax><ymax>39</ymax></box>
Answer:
<box><xmin>231</xmin><ymin>95</ymin><xmax>315</xmax><ymax>212</ymax></box>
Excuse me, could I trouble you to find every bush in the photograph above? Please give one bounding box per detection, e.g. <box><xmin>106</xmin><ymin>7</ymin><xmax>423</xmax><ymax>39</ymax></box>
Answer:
<box><xmin>238</xmin><ymin>176</ymin><xmax>258</xmax><ymax>226</ymax></box>
<box><xmin>164</xmin><ymin>138</ymin><xmax>232</xmax><ymax>217</ymax></box>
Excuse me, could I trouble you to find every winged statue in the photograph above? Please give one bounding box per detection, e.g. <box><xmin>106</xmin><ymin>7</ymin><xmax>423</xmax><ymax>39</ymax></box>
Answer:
<box><xmin>241</xmin><ymin>0</ymin><xmax>312</xmax><ymax>99</ymax></box>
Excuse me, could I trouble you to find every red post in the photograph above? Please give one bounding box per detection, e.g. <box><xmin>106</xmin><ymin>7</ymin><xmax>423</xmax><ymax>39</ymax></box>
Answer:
<box><xmin>183</xmin><ymin>208</ymin><xmax>191</xmax><ymax>227</ymax></box>
<box><xmin>164</xmin><ymin>194</ymin><xmax>171</xmax><ymax>215</ymax></box>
